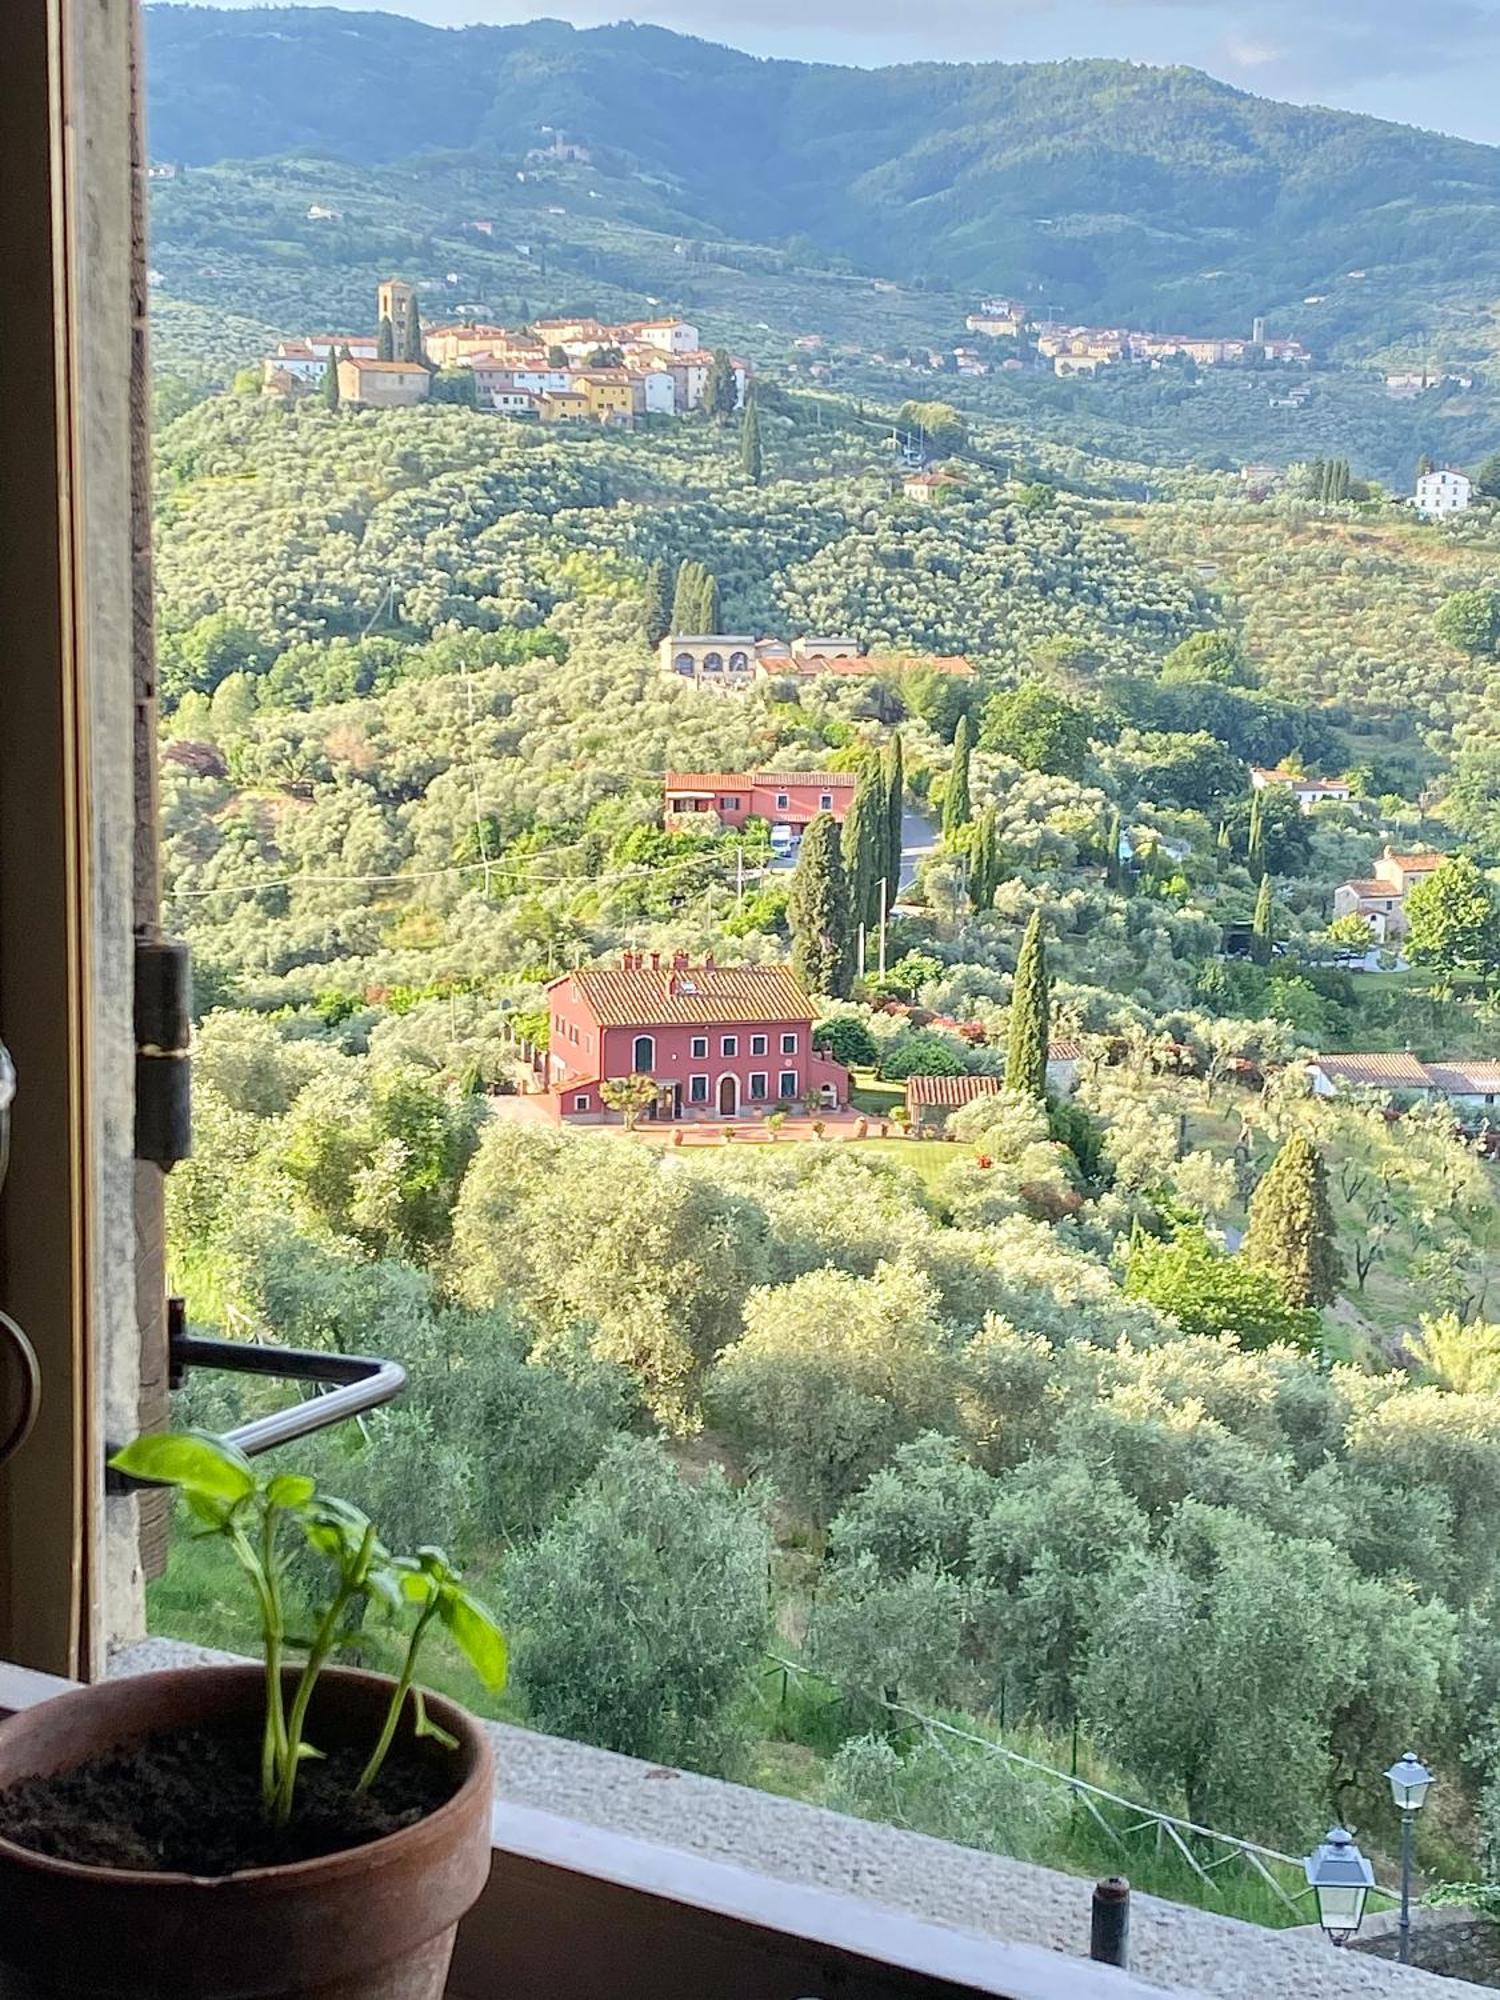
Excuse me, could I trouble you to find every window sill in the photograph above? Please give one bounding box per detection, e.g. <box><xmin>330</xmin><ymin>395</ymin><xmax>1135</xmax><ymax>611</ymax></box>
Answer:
<box><xmin>2</xmin><ymin>1652</ymin><xmax>1468</xmax><ymax>1999</ymax></box>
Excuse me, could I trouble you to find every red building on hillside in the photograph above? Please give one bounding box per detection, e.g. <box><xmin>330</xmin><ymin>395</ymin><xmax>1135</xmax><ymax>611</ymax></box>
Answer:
<box><xmin>542</xmin><ymin>953</ymin><xmax>849</xmax><ymax>1121</ymax></box>
<box><xmin>663</xmin><ymin>771</ymin><xmax>856</xmax><ymax>834</ymax></box>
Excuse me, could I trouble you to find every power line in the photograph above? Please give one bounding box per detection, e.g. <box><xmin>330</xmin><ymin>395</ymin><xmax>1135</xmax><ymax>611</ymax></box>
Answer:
<box><xmin>167</xmin><ymin>841</ymin><xmax>752</xmax><ymax>905</ymax></box>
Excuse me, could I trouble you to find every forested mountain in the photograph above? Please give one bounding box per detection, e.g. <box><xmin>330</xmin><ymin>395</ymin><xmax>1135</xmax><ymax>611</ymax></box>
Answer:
<box><xmin>145</xmin><ymin>7</ymin><xmax>1500</xmax><ymax>349</ymax></box>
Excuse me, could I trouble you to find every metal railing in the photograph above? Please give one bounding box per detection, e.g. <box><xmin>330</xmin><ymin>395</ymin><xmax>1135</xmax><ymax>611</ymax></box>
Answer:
<box><xmin>766</xmin><ymin>1655</ymin><xmax>1399</xmax><ymax>1923</ymax></box>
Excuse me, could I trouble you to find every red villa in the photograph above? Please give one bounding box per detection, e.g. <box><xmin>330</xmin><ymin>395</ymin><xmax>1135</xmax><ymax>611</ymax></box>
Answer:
<box><xmin>542</xmin><ymin>952</ymin><xmax>849</xmax><ymax>1121</ymax></box>
<box><xmin>664</xmin><ymin>770</ymin><xmax>856</xmax><ymax>835</ymax></box>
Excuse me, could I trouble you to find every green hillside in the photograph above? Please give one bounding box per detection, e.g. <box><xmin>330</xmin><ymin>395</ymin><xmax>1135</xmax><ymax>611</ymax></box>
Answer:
<box><xmin>145</xmin><ymin>6</ymin><xmax>1500</xmax><ymax>357</ymax></box>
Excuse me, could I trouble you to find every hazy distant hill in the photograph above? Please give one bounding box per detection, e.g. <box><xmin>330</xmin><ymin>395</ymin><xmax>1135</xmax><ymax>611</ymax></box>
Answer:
<box><xmin>145</xmin><ymin>6</ymin><xmax>1500</xmax><ymax>349</ymax></box>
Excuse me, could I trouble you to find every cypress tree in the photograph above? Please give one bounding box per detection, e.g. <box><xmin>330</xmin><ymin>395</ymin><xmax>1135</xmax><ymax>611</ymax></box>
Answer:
<box><xmin>740</xmin><ymin>395</ymin><xmax>764</xmax><ymax>484</ymax></box>
<box><xmin>1006</xmin><ymin>908</ymin><xmax>1051</xmax><ymax>1102</ymax></box>
<box><xmin>642</xmin><ymin>560</ymin><xmax>670</xmax><ymax>646</ymax></box>
<box><xmin>881</xmin><ymin>733</ymin><xmax>904</xmax><ymax>913</ymax></box>
<box><xmin>670</xmin><ymin>560</ymin><xmax>717</xmax><ymax>634</ymax></box>
<box><xmin>401</xmin><ymin>294</ymin><xmax>425</xmax><ymax>365</ymax></box>
<box><xmin>670</xmin><ymin>560</ymin><xmax>699</xmax><ymax>633</ymax></box>
<box><xmin>377</xmin><ymin>314</ymin><xmax>395</xmax><ymax>362</ymax></box>
<box><xmin>1244</xmin><ymin>1131</ymin><xmax>1343</xmax><ymax>1308</ymax></box>
<box><xmin>1250</xmin><ymin>874</ymin><xmax>1276</xmax><ymax>966</ymax></box>
<box><xmin>1246</xmin><ymin>791</ymin><xmax>1266</xmax><ymax>879</ymax></box>
<box><xmin>843</xmin><ymin>761</ymin><xmax>884</xmax><ymax>937</ymax></box>
<box><xmin>942</xmin><ymin>713</ymin><xmax>973</xmax><ymax>844</ymax></box>
<box><xmin>788</xmin><ymin>813</ymin><xmax>853</xmax><ymax>998</ymax></box>
<box><xmin>321</xmin><ymin>352</ymin><xmax>340</xmax><ymax>411</ymax></box>
<box><xmin>970</xmin><ymin>805</ymin><xmax>1000</xmax><ymax>911</ymax></box>
<box><xmin>1104</xmin><ymin>808</ymin><xmax>1123</xmax><ymax>890</ymax></box>
<box><xmin>704</xmin><ymin>348</ymin><xmax>739</xmax><ymax>422</ymax></box>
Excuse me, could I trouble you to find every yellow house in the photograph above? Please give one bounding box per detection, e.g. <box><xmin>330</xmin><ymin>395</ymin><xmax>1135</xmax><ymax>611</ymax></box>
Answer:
<box><xmin>575</xmin><ymin>370</ymin><xmax>634</xmax><ymax>425</ymax></box>
<box><xmin>540</xmin><ymin>388</ymin><xmax>591</xmax><ymax>423</ymax></box>
<box><xmin>423</xmin><ymin>324</ymin><xmax>510</xmax><ymax>367</ymax></box>
<box><xmin>336</xmin><ymin>358</ymin><xmax>430</xmax><ymax>408</ymax></box>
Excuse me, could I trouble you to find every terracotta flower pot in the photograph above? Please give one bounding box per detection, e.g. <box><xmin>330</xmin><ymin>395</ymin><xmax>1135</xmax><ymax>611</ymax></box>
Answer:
<box><xmin>0</xmin><ymin>1664</ymin><xmax>494</xmax><ymax>2000</ymax></box>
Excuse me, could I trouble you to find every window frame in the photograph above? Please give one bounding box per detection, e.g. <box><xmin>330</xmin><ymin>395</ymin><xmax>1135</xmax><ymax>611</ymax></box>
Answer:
<box><xmin>779</xmin><ymin>1069</ymin><xmax>799</xmax><ymax>1100</ymax></box>
<box><xmin>0</xmin><ymin>0</ymin><xmax>151</xmax><ymax>1676</ymax></box>
<box><xmin>720</xmin><ymin>1035</ymin><xmax>738</xmax><ymax>1058</ymax></box>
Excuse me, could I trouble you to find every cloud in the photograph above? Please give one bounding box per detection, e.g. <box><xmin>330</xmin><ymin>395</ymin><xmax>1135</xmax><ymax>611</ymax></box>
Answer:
<box><xmin>1223</xmin><ymin>35</ymin><xmax>1283</xmax><ymax>71</ymax></box>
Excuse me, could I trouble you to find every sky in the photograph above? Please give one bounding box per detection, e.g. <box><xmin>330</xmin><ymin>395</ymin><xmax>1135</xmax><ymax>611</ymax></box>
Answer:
<box><xmin>176</xmin><ymin>0</ymin><xmax>1500</xmax><ymax>143</ymax></box>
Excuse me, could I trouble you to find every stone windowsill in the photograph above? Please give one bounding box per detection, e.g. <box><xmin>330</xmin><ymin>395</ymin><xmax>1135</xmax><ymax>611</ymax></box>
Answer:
<box><xmin>112</xmin><ymin>1640</ymin><xmax>1485</xmax><ymax>2000</ymax></box>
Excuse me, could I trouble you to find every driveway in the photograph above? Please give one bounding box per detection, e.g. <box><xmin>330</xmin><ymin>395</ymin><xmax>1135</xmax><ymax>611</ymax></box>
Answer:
<box><xmin>900</xmin><ymin>806</ymin><xmax>938</xmax><ymax>890</ymax></box>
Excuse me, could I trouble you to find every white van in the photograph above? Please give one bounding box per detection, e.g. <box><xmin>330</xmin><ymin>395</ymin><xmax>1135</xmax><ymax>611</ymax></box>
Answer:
<box><xmin>769</xmin><ymin>823</ymin><xmax>798</xmax><ymax>862</ymax></box>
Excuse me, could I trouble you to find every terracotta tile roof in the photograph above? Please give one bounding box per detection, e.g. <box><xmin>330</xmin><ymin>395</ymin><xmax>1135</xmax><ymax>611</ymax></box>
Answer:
<box><xmin>1343</xmin><ymin>881</ymin><xmax>1397</xmax><ymax>899</ymax></box>
<box><xmin>906</xmin><ymin>1075</ymin><xmax>1001</xmax><ymax>1108</ymax></box>
<box><xmin>866</xmin><ymin>654</ymin><xmax>976</xmax><ymax>678</ymax></box>
<box><xmin>664</xmin><ymin>771</ymin><xmax>857</xmax><ymax>791</ymax></box>
<box><xmin>554</xmin><ymin>961</ymin><xmax>817</xmax><ymax>1030</ymax></box>
<box><xmin>344</xmin><ymin>359</ymin><xmax>428</xmax><ymax>374</ymax></box>
<box><xmin>907</xmin><ymin>1044</ymin><xmax>1083</xmax><ymax>1107</ymax></box>
<box><xmin>1312</xmin><ymin>1054</ymin><xmax>1437</xmax><ymax>1088</ymax></box>
<box><xmin>1385</xmin><ymin>852</ymin><xmax>1445</xmax><ymax>872</ymax></box>
<box><xmin>1252</xmin><ymin>769</ymin><xmax>1349</xmax><ymax>790</ymax></box>
<box><xmin>1428</xmin><ymin>1062</ymin><xmax>1500</xmax><ymax>1094</ymax></box>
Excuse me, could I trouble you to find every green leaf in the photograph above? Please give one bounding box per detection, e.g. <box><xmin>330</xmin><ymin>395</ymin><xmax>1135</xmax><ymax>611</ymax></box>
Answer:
<box><xmin>184</xmin><ymin>1489</ymin><xmax>234</xmax><ymax>1532</ymax></box>
<box><xmin>437</xmin><ymin>1587</ymin><xmax>508</xmax><ymax>1693</ymax></box>
<box><xmin>400</xmin><ymin>1570</ymin><xmax>438</xmax><ymax>1606</ymax></box>
<box><xmin>266</xmin><ymin>1473</ymin><xmax>316</xmax><ymax>1510</ymax></box>
<box><xmin>109</xmin><ymin>1430</ymin><xmax>255</xmax><ymax>1504</ymax></box>
<box><xmin>411</xmin><ymin>1688</ymin><xmax>459</xmax><ymax>1750</ymax></box>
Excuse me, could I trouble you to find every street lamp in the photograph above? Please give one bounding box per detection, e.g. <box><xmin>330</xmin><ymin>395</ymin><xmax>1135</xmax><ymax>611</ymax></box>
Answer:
<box><xmin>1305</xmin><ymin>1826</ymin><xmax>1375</xmax><ymax>1946</ymax></box>
<box><xmin>1386</xmin><ymin>1752</ymin><xmax>1434</xmax><ymax>1965</ymax></box>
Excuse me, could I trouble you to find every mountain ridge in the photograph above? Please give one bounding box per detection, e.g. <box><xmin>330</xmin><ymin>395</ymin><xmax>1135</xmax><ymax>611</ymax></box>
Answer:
<box><xmin>144</xmin><ymin>7</ymin><xmax>1500</xmax><ymax>348</ymax></box>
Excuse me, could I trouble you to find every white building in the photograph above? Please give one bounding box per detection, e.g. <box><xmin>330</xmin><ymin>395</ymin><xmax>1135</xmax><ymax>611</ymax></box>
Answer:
<box><xmin>1415</xmin><ymin>469</ymin><xmax>1472</xmax><ymax>518</ymax></box>
<box><xmin>629</xmin><ymin>319</ymin><xmax>700</xmax><ymax>356</ymax></box>
<box><xmin>1249</xmin><ymin>768</ymin><xmax>1352</xmax><ymax>812</ymax></box>
<box><xmin>632</xmin><ymin>369</ymin><xmax>678</xmax><ymax>417</ymax></box>
<box><xmin>1309</xmin><ymin>1054</ymin><xmax>1500</xmax><ymax>1111</ymax></box>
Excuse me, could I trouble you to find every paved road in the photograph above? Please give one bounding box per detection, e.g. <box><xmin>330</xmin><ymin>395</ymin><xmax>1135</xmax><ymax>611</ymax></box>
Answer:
<box><xmin>899</xmin><ymin>806</ymin><xmax>938</xmax><ymax>892</ymax></box>
<box><xmin>766</xmin><ymin>805</ymin><xmax>938</xmax><ymax>888</ymax></box>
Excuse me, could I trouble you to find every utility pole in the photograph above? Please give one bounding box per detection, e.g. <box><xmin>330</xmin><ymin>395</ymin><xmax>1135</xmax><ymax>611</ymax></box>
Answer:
<box><xmin>736</xmin><ymin>843</ymin><xmax>744</xmax><ymax>908</ymax></box>
<box><xmin>877</xmin><ymin>880</ymin><xmax>888</xmax><ymax>977</ymax></box>
<box><xmin>857</xmin><ymin>922</ymin><xmax>866</xmax><ymax>981</ymax></box>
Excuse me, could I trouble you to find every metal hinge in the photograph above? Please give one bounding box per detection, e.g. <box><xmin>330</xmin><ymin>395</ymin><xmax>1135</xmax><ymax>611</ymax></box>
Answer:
<box><xmin>134</xmin><ymin>937</ymin><xmax>191</xmax><ymax>1167</ymax></box>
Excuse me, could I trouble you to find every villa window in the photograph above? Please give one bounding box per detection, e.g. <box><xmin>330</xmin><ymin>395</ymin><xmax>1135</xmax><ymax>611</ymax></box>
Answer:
<box><xmin>721</xmin><ymin>1035</ymin><xmax>738</xmax><ymax>1057</ymax></box>
<box><xmin>632</xmin><ymin>1035</ymin><xmax>655</xmax><ymax>1073</ymax></box>
<box><xmin>573</xmin><ymin>1094</ymin><xmax>590</xmax><ymax>1112</ymax></box>
<box><xmin>779</xmin><ymin>1070</ymin><xmax>799</xmax><ymax>1099</ymax></box>
<box><xmin>690</xmin><ymin>1036</ymin><xmax>708</xmax><ymax>1059</ymax></box>
<box><xmin>689</xmin><ymin>1074</ymin><xmax>709</xmax><ymax>1103</ymax></box>
<box><xmin>781</xmin><ymin>1032</ymin><xmax>798</xmax><ymax>1055</ymax></box>
<box><xmin>751</xmin><ymin>1034</ymin><xmax>768</xmax><ymax>1056</ymax></box>
<box><xmin>749</xmin><ymin>1073</ymin><xmax>769</xmax><ymax>1101</ymax></box>
<box><xmin>776</xmin><ymin>793</ymin><xmax>789</xmax><ymax>810</ymax></box>
<box><xmin>820</xmin><ymin>793</ymin><xmax>832</xmax><ymax>810</ymax></box>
